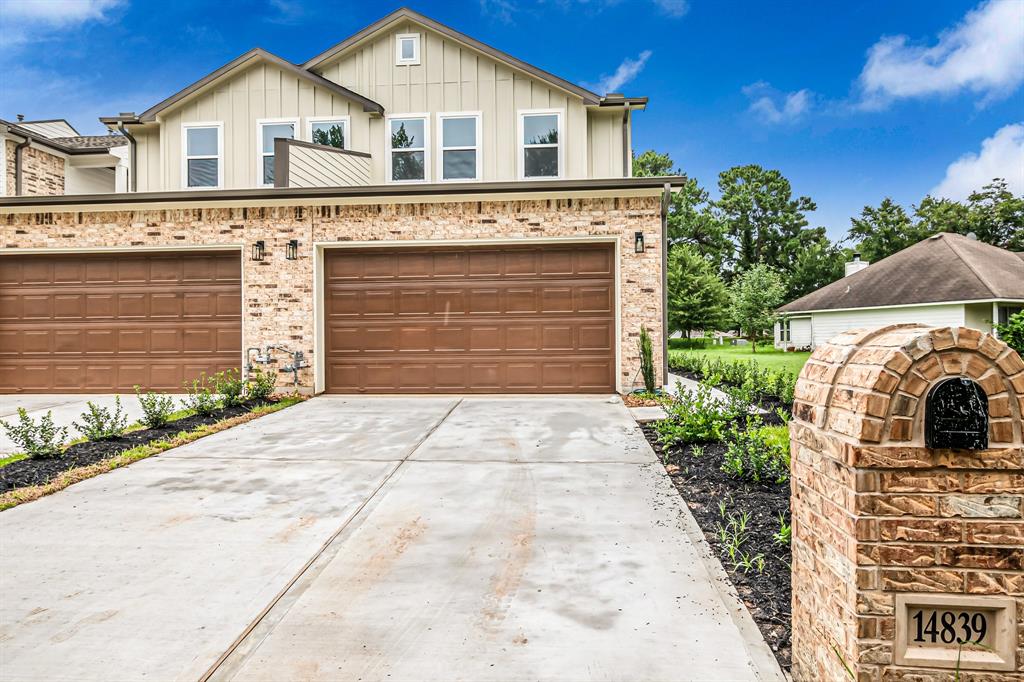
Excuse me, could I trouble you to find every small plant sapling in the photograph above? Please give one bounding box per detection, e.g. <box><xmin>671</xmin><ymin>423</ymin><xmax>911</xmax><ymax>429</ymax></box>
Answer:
<box><xmin>0</xmin><ymin>408</ymin><xmax>68</xmax><ymax>459</ymax></box>
<box><xmin>73</xmin><ymin>397</ymin><xmax>128</xmax><ymax>441</ymax></box>
<box><xmin>135</xmin><ymin>387</ymin><xmax>176</xmax><ymax>429</ymax></box>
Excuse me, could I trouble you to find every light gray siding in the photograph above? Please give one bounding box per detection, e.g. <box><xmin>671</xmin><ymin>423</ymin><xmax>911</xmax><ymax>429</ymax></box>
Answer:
<box><xmin>285</xmin><ymin>144</ymin><xmax>370</xmax><ymax>187</ymax></box>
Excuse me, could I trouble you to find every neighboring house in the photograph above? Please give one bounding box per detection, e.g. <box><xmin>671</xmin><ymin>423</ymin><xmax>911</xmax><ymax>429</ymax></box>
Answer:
<box><xmin>775</xmin><ymin>232</ymin><xmax>1024</xmax><ymax>350</ymax></box>
<box><xmin>2</xmin><ymin>118</ymin><xmax>128</xmax><ymax>196</ymax></box>
<box><xmin>0</xmin><ymin>8</ymin><xmax>674</xmax><ymax>397</ymax></box>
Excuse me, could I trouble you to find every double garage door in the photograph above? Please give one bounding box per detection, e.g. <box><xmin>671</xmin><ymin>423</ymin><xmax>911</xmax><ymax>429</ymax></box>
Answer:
<box><xmin>0</xmin><ymin>252</ymin><xmax>242</xmax><ymax>394</ymax></box>
<box><xmin>324</xmin><ymin>243</ymin><xmax>616</xmax><ymax>393</ymax></box>
<box><xmin>1</xmin><ymin>243</ymin><xmax>616</xmax><ymax>394</ymax></box>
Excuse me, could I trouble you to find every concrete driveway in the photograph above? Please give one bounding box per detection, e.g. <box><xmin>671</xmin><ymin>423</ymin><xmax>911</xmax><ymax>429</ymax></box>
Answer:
<box><xmin>0</xmin><ymin>396</ymin><xmax>782</xmax><ymax>682</ymax></box>
<box><xmin>0</xmin><ymin>394</ymin><xmax>187</xmax><ymax>455</ymax></box>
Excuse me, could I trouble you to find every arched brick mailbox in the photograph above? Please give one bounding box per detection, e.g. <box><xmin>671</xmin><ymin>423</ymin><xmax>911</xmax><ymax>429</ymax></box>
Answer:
<box><xmin>790</xmin><ymin>325</ymin><xmax>1023</xmax><ymax>680</ymax></box>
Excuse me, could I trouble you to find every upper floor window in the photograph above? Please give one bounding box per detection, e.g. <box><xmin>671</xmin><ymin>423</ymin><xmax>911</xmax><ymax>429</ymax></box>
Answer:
<box><xmin>308</xmin><ymin>117</ymin><xmax>348</xmax><ymax>149</ymax></box>
<box><xmin>182</xmin><ymin>122</ymin><xmax>222</xmax><ymax>189</ymax></box>
<box><xmin>437</xmin><ymin>112</ymin><xmax>481</xmax><ymax>181</ymax></box>
<box><xmin>257</xmin><ymin>118</ymin><xmax>297</xmax><ymax>187</ymax></box>
<box><xmin>395</xmin><ymin>33</ymin><xmax>420</xmax><ymax>65</ymax></box>
<box><xmin>387</xmin><ymin>115</ymin><xmax>429</xmax><ymax>182</ymax></box>
<box><xmin>519</xmin><ymin>110</ymin><xmax>562</xmax><ymax>179</ymax></box>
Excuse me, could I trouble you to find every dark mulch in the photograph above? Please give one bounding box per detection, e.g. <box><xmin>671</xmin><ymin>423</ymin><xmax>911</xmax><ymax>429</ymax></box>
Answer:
<box><xmin>0</xmin><ymin>401</ymin><xmax>270</xmax><ymax>493</ymax></box>
<box><xmin>642</xmin><ymin>423</ymin><xmax>792</xmax><ymax>671</ymax></box>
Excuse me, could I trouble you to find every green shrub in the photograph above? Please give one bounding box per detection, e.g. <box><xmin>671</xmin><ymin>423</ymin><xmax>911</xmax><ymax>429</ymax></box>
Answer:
<box><xmin>212</xmin><ymin>368</ymin><xmax>245</xmax><ymax>408</ymax></box>
<box><xmin>245</xmin><ymin>366</ymin><xmax>276</xmax><ymax>402</ymax></box>
<box><xmin>0</xmin><ymin>408</ymin><xmax>68</xmax><ymax>458</ymax></box>
<box><xmin>638</xmin><ymin>326</ymin><xmax>656</xmax><ymax>394</ymax></box>
<box><xmin>183</xmin><ymin>373</ymin><xmax>219</xmax><ymax>416</ymax></box>
<box><xmin>655</xmin><ymin>383</ymin><xmax>733</xmax><ymax>446</ymax></box>
<box><xmin>668</xmin><ymin>337</ymin><xmax>712</xmax><ymax>350</ymax></box>
<box><xmin>721</xmin><ymin>418</ymin><xmax>789</xmax><ymax>483</ymax></box>
<box><xmin>73</xmin><ymin>396</ymin><xmax>128</xmax><ymax>441</ymax></box>
<box><xmin>995</xmin><ymin>310</ymin><xmax>1024</xmax><ymax>354</ymax></box>
<box><xmin>135</xmin><ymin>387</ymin><xmax>176</xmax><ymax>429</ymax></box>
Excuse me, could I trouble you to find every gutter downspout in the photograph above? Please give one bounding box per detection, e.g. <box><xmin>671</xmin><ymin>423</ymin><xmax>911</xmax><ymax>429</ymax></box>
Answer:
<box><xmin>622</xmin><ymin>108</ymin><xmax>631</xmax><ymax>177</ymax></box>
<box><xmin>13</xmin><ymin>135</ymin><xmax>31</xmax><ymax>196</ymax></box>
<box><xmin>661</xmin><ymin>181</ymin><xmax>671</xmax><ymax>386</ymax></box>
<box><xmin>116</xmin><ymin>121</ymin><xmax>137</xmax><ymax>192</ymax></box>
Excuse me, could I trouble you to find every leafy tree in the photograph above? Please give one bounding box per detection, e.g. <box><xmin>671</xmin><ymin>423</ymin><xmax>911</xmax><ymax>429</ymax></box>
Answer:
<box><xmin>715</xmin><ymin>164</ymin><xmax>817</xmax><ymax>273</ymax></box>
<box><xmin>786</xmin><ymin>239</ymin><xmax>849</xmax><ymax>301</ymax></box>
<box><xmin>667</xmin><ymin>178</ymin><xmax>732</xmax><ymax>271</ymax></box>
<box><xmin>667</xmin><ymin>244</ymin><xmax>730</xmax><ymax>337</ymax></box>
<box><xmin>846</xmin><ymin>198</ymin><xmax>926</xmax><ymax>263</ymax></box>
<box><xmin>995</xmin><ymin>311</ymin><xmax>1024</xmax><ymax>354</ymax></box>
<box><xmin>729</xmin><ymin>263</ymin><xmax>786</xmax><ymax>352</ymax></box>
<box><xmin>963</xmin><ymin>179</ymin><xmax>1024</xmax><ymax>250</ymax></box>
<box><xmin>632</xmin><ymin>149</ymin><xmax>675</xmax><ymax>177</ymax></box>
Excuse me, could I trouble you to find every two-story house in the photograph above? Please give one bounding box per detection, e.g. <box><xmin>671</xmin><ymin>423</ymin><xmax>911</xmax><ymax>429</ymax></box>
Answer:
<box><xmin>1</xmin><ymin>8</ymin><xmax>677</xmax><ymax>397</ymax></box>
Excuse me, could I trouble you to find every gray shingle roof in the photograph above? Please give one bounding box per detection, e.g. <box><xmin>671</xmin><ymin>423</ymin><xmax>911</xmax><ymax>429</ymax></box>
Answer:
<box><xmin>778</xmin><ymin>232</ymin><xmax>1024</xmax><ymax>313</ymax></box>
<box><xmin>48</xmin><ymin>135</ymin><xmax>128</xmax><ymax>150</ymax></box>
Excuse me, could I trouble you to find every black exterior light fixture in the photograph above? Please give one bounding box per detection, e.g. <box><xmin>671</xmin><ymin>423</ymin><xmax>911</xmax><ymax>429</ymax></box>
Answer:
<box><xmin>251</xmin><ymin>240</ymin><xmax>266</xmax><ymax>261</ymax></box>
<box><xmin>634</xmin><ymin>231</ymin><xmax>645</xmax><ymax>253</ymax></box>
<box><xmin>286</xmin><ymin>239</ymin><xmax>299</xmax><ymax>260</ymax></box>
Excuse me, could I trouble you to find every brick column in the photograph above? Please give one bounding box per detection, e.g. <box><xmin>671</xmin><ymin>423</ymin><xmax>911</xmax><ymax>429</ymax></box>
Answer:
<box><xmin>790</xmin><ymin>324</ymin><xmax>1023</xmax><ymax>681</ymax></box>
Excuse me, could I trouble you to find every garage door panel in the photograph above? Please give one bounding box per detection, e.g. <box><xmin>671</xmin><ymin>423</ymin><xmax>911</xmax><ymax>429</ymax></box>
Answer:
<box><xmin>325</xmin><ymin>243</ymin><xmax>615</xmax><ymax>394</ymax></box>
<box><xmin>0</xmin><ymin>252</ymin><xmax>241</xmax><ymax>393</ymax></box>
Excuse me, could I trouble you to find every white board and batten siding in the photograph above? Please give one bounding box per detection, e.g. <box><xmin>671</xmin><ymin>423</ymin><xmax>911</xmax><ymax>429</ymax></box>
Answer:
<box><xmin>309</xmin><ymin>21</ymin><xmax>604</xmax><ymax>182</ymax></box>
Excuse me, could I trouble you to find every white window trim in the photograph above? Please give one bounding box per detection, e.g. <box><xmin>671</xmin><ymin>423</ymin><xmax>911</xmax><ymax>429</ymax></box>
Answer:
<box><xmin>385</xmin><ymin>113</ymin><xmax>430</xmax><ymax>184</ymax></box>
<box><xmin>517</xmin><ymin>108</ymin><xmax>564</xmax><ymax>180</ymax></box>
<box><xmin>395</xmin><ymin>33</ymin><xmax>421</xmax><ymax>65</ymax></box>
<box><xmin>255</xmin><ymin>117</ymin><xmax>299</xmax><ymax>188</ymax></box>
<box><xmin>180</xmin><ymin>121</ymin><xmax>224</xmax><ymax>190</ymax></box>
<box><xmin>305</xmin><ymin>115</ymin><xmax>351</xmax><ymax>150</ymax></box>
<box><xmin>436</xmin><ymin>111</ymin><xmax>482</xmax><ymax>182</ymax></box>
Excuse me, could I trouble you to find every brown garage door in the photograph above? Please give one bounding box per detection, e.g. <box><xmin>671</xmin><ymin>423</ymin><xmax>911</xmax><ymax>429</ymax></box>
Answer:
<box><xmin>324</xmin><ymin>243</ymin><xmax>616</xmax><ymax>393</ymax></box>
<box><xmin>0</xmin><ymin>251</ymin><xmax>242</xmax><ymax>394</ymax></box>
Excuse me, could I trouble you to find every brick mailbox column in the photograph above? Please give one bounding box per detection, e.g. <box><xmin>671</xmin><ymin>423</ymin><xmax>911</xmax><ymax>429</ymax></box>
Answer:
<box><xmin>790</xmin><ymin>324</ymin><xmax>1023</xmax><ymax>681</ymax></box>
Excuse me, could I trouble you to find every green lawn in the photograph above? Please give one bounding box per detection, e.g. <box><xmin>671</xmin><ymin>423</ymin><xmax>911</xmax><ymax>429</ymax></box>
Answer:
<box><xmin>669</xmin><ymin>343</ymin><xmax>811</xmax><ymax>376</ymax></box>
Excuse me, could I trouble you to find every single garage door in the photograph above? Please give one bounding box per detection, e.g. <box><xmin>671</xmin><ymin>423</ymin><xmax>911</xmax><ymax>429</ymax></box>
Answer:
<box><xmin>0</xmin><ymin>251</ymin><xmax>242</xmax><ymax>394</ymax></box>
<box><xmin>324</xmin><ymin>243</ymin><xmax>616</xmax><ymax>393</ymax></box>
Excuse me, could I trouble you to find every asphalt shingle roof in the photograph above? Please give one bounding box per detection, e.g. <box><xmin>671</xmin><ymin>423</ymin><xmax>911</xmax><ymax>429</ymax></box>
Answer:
<box><xmin>48</xmin><ymin>135</ymin><xmax>128</xmax><ymax>150</ymax></box>
<box><xmin>778</xmin><ymin>232</ymin><xmax>1024</xmax><ymax>313</ymax></box>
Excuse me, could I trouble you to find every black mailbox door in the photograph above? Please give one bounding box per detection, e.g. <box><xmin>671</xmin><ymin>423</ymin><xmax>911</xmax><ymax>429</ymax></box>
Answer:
<box><xmin>925</xmin><ymin>377</ymin><xmax>989</xmax><ymax>450</ymax></box>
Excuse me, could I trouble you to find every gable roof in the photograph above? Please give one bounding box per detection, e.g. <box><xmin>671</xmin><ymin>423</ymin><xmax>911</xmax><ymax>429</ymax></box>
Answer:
<box><xmin>303</xmin><ymin>7</ymin><xmax>604</xmax><ymax>105</ymax></box>
<box><xmin>778</xmin><ymin>232</ymin><xmax>1024</xmax><ymax>313</ymax></box>
<box><xmin>16</xmin><ymin>119</ymin><xmax>80</xmax><ymax>138</ymax></box>
<box><xmin>124</xmin><ymin>48</ymin><xmax>383</xmax><ymax>123</ymax></box>
<box><xmin>2</xmin><ymin>119</ymin><xmax>126</xmax><ymax>155</ymax></box>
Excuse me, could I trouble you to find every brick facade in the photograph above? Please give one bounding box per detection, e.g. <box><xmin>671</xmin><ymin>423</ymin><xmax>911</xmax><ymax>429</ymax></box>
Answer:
<box><xmin>1</xmin><ymin>195</ymin><xmax>663</xmax><ymax>392</ymax></box>
<box><xmin>790</xmin><ymin>324</ymin><xmax>1023</xmax><ymax>681</ymax></box>
<box><xmin>4</xmin><ymin>139</ymin><xmax>65</xmax><ymax>196</ymax></box>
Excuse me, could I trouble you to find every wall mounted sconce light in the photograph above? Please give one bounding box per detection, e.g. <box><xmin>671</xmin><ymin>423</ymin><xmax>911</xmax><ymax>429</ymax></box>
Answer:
<box><xmin>251</xmin><ymin>240</ymin><xmax>265</xmax><ymax>261</ymax></box>
<box><xmin>634</xmin><ymin>231</ymin><xmax>645</xmax><ymax>253</ymax></box>
<box><xmin>286</xmin><ymin>239</ymin><xmax>299</xmax><ymax>260</ymax></box>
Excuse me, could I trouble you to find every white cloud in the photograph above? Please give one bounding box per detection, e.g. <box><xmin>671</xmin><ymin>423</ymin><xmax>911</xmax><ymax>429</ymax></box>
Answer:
<box><xmin>583</xmin><ymin>50</ymin><xmax>652</xmax><ymax>94</ymax></box>
<box><xmin>651</xmin><ymin>0</ymin><xmax>688</xmax><ymax>17</ymax></box>
<box><xmin>931</xmin><ymin>123</ymin><xmax>1024</xmax><ymax>201</ymax></box>
<box><xmin>858</xmin><ymin>0</ymin><xmax>1024</xmax><ymax>108</ymax></box>
<box><xmin>0</xmin><ymin>0</ymin><xmax>122</xmax><ymax>53</ymax></box>
<box><xmin>742</xmin><ymin>81</ymin><xmax>813</xmax><ymax>124</ymax></box>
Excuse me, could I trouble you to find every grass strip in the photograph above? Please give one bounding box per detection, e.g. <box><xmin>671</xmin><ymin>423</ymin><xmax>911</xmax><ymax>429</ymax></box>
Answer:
<box><xmin>0</xmin><ymin>396</ymin><xmax>304</xmax><ymax>512</ymax></box>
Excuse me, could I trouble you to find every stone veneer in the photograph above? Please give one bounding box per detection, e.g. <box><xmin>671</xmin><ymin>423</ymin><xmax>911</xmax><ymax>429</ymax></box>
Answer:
<box><xmin>4</xmin><ymin>140</ymin><xmax>65</xmax><ymax>196</ymax></box>
<box><xmin>790</xmin><ymin>324</ymin><xmax>1023</xmax><ymax>681</ymax></box>
<box><xmin>1</xmin><ymin>195</ymin><xmax>663</xmax><ymax>392</ymax></box>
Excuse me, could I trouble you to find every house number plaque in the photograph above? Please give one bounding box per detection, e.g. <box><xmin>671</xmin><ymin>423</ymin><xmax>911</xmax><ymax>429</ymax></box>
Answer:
<box><xmin>895</xmin><ymin>594</ymin><xmax>1016</xmax><ymax>671</ymax></box>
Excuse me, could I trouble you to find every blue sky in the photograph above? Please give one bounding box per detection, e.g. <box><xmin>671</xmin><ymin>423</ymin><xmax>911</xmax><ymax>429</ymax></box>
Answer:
<box><xmin>2</xmin><ymin>0</ymin><xmax>1022</xmax><ymax>240</ymax></box>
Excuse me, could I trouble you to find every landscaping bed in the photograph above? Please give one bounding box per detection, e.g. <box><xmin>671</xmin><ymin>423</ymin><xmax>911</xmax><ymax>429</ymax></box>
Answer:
<box><xmin>0</xmin><ymin>400</ymin><xmax>267</xmax><ymax>493</ymax></box>
<box><xmin>643</xmin><ymin>352</ymin><xmax>795</xmax><ymax>672</ymax></box>
<box><xmin>643</xmin><ymin>423</ymin><xmax>792</xmax><ymax>670</ymax></box>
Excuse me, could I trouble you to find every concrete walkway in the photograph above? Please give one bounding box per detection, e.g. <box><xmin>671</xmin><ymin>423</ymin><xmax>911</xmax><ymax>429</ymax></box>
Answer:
<box><xmin>0</xmin><ymin>394</ymin><xmax>188</xmax><ymax>455</ymax></box>
<box><xmin>0</xmin><ymin>396</ymin><xmax>783</xmax><ymax>682</ymax></box>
